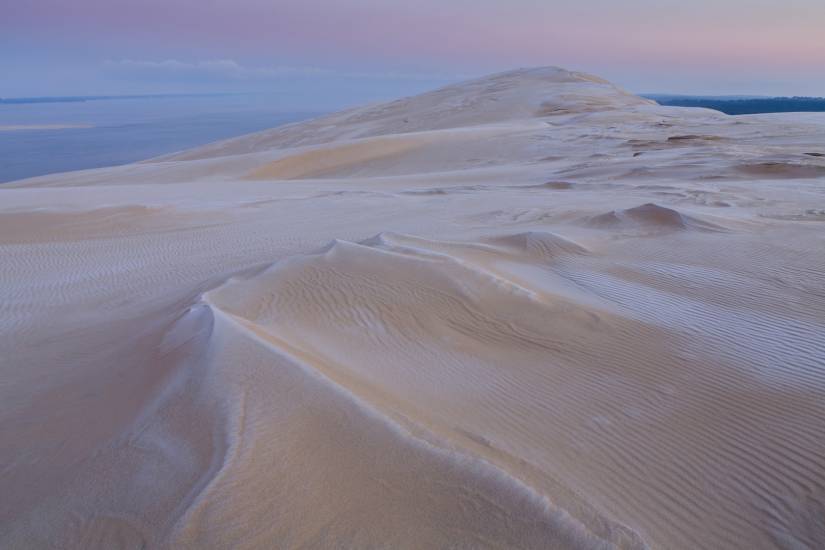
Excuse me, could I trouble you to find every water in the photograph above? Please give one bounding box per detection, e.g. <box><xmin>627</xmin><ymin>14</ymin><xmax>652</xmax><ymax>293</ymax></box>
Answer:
<box><xmin>0</xmin><ymin>94</ymin><xmax>321</xmax><ymax>183</ymax></box>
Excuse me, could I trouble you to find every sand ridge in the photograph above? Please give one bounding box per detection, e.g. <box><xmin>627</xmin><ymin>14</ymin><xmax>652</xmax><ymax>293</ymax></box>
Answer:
<box><xmin>2</xmin><ymin>67</ymin><xmax>825</xmax><ymax>549</ymax></box>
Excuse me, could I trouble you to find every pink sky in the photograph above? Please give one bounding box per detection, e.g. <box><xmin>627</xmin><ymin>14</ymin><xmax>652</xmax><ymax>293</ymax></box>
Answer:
<box><xmin>3</xmin><ymin>0</ymin><xmax>825</xmax><ymax>99</ymax></box>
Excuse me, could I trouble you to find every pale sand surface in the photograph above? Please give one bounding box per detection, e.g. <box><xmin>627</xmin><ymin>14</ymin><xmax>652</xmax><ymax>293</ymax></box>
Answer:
<box><xmin>2</xmin><ymin>67</ymin><xmax>825</xmax><ymax>549</ymax></box>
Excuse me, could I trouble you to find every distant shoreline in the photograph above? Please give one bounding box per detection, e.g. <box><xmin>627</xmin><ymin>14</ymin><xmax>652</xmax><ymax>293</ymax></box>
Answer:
<box><xmin>0</xmin><ymin>124</ymin><xmax>94</xmax><ymax>131</ymax></box>
<box><xmin>0</xmin><ymin>93</ymin><xmax>241</xmax><ymax>105</ymax></box>
<box><xmin>644</xmin><ymin>95</ymin><xmax>825</xmax><ymax>115</ymax></box>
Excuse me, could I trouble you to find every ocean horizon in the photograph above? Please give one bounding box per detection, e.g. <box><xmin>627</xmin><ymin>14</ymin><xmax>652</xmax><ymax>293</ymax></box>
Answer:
<box><xmin>0</xmin><ymin>93</ymin><xmax>319</xmax><ymax>183</ymax></box>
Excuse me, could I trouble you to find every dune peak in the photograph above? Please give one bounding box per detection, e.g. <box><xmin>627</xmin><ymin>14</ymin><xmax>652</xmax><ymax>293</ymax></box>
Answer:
<box><xmin>163</xmin><ymin>66</ymin><xmax>655</xmax><ymax>162</ymax></box>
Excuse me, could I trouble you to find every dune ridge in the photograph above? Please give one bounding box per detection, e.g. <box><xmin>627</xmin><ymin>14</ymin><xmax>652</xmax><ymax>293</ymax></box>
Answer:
<box><xmin>2</xmin><ymin>67</ymin><xmax>825</xmax><ymax>549</ymax></box>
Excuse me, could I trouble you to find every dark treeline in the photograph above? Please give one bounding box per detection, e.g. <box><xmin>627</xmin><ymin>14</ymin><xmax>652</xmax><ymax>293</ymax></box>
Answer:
<box><xmin>653</xmin><ymin>97</ymin><xmax>825</xmax><ymax>115</ymax></box>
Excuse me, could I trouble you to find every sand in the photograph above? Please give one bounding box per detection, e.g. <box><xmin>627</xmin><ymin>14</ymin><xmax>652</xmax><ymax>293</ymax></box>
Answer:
<box><xmin>2</xmin><ymin>67</ymin><xmax>825</xmax><ymax>549</ymax></box>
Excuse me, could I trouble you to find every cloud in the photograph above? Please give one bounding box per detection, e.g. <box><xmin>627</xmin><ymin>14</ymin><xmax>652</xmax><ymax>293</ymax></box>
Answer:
<box><xmin>102</xmin><ymin>59</ymin><xmax>465</xmax><ymax>83</ymax></box>
<box><xmin>102</xmin><ymin>59</ymin><xmax>329</xmax><ymax>81</ymax></box>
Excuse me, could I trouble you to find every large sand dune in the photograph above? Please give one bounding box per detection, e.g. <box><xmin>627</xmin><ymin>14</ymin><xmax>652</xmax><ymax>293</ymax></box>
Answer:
<box><xmin>2</xmin><ymin>67</ymin><xmax>825</xmax><ymax>549</ymax></box>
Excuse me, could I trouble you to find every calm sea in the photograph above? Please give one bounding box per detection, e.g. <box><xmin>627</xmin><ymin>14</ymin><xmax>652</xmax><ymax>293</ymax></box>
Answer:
<box><xmin>0</xmin><ymin>94</ymin><xmax>320</xmax><ymax>183</ymax></box>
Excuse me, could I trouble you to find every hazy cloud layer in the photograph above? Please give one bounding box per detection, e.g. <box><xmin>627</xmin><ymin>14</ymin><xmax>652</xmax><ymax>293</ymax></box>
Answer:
<box><xmin>103</xmin><ymin>60</ymin><xmax>330</xmax><ymax>81</ymax></box>
<box><xmin>3</xmin><ymin>0</ymin><xmax>825</xmax><ymax>97</ymax></box>
<box><xmin>102</xmin><ymin>59</ymin><xmax>466</xmax><ymax>83</ymax></box>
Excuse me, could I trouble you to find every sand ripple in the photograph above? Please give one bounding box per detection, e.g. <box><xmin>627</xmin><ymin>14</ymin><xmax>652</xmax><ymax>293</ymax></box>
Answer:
<box><xmin>3</xmin><ymin>67</ymin><xmax>825</xmax><ymax>549</ymax></box>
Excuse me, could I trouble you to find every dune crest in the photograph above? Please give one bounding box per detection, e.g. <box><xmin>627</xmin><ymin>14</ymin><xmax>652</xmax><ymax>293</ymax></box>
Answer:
<box><xmin>3</xmin><ymin>67</ymin><xmax>825</xmax><ymax>549</ymax></box>
<box><xmin>585</xmin><ymin>203</ymin><xmax>725</xmax><ymax>233</ymax></box>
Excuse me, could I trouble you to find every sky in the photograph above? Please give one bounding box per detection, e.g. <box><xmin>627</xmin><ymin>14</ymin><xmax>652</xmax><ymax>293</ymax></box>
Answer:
<box><xmin>2</xmin><ymin>0</ymin><xmax>824</xmax><ymax>108</ymax></box>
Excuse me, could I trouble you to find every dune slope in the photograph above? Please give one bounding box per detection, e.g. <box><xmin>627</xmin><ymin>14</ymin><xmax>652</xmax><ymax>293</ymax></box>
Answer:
<box><xmin>2</xmin><ymin>67</ymin><xmax>825</xmax><ymax>549</ymax></box>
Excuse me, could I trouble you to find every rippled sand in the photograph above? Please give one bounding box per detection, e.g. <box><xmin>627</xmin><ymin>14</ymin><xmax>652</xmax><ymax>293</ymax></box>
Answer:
<box><xmin>2</xmin><ymin>68</ymin><xmax>825</xmax><ymax>549</ymax></box>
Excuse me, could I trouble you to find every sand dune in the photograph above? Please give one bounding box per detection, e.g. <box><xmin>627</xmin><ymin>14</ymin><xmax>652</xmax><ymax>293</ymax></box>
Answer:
<box><xmin>584</xmin><ymin>203</ymin><xmax>726</xmax><ymax>233</ymax></box>
<box><xmin>2</xmin><ymin>67</ymin><xmax>825</xmax><ymax>549</ymax></box>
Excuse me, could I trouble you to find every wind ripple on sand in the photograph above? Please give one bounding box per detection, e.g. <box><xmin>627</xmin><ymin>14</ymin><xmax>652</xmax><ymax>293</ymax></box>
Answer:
<box><xmin>4</xmin><ymin>67</ymin><xmax>825</xmax><ymax>549</ymax></box>
<box><xmin>193</xmin><ymin>229</ymin><xmax>825</xmax><ymax>549</ymax></box>
<box><xmin>166</xmin><ymin>301</ymin><xmax>637</xmax><ymax>549</ymax></box>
